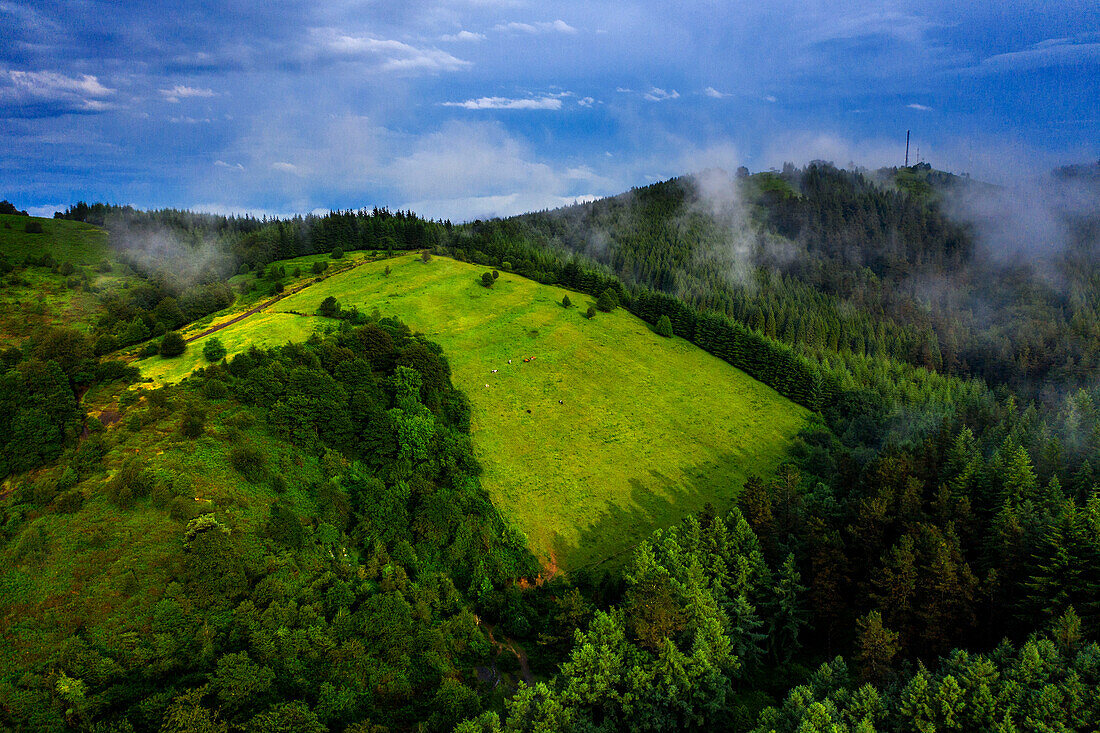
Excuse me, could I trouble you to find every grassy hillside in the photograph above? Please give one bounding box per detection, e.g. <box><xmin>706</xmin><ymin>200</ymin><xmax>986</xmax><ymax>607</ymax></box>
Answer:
<box><xmin>138</xmin><ymin>253</ymin><xmax>810</xmax><ymax>571</ymax></box>
<box><xmin>0</xmin><ymin>215</ymin><xmax>137</xmax><ymax>345</ymax></box>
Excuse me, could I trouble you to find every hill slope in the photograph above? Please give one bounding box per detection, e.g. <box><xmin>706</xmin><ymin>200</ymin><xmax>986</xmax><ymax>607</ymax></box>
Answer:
<box><xmin>138</xmin><ymin>253</ymin><xmax>810</xmax><ymax>570</ymax></box>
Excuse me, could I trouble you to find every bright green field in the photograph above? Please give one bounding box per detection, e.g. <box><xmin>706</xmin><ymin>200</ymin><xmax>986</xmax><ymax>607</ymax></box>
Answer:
<box><xmin>142</xmin><ymin>254</ymin><xmax>810</xmax><ymax>571</ymax></box>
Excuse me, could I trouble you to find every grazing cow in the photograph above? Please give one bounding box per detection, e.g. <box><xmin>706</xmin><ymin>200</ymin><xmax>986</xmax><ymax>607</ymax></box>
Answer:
<box><xmin>491</xmin><ymin>369</ymin><xmax>498</xmax><ymax>373</ymax></box>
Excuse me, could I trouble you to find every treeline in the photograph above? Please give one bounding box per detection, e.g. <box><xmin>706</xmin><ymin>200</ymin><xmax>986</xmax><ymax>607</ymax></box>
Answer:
<box><xmin>504</xmin><ymin>164</ymin><xmax>1100</xmax><ymax>396</ymax></box>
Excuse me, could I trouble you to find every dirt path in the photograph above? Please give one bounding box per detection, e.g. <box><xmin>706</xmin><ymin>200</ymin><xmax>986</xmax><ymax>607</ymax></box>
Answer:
<box><xmin>476</xmin><ymin>616</ymin><xmax>534</xmax><ymax>685</ymax></box>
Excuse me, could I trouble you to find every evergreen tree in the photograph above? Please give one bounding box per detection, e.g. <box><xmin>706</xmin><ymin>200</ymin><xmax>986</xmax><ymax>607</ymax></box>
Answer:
<box><xmin>656</xmin><ymin>314</ymin><xmax>673</xmax><ymax>337</ymax></box>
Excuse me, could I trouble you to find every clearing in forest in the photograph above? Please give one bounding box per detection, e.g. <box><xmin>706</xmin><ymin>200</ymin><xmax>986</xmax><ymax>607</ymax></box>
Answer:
<box><xmin>139</xmin><ymin>253</ymin><xmax>810</xmax><ymax>571</ymax></box>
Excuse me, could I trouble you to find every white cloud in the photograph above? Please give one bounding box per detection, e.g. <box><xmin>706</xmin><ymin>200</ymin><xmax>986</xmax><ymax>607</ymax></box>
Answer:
<box><xmin>970</xmin><ymin>38</ymin><xmax>1100</xmax><ymax>74</ymax></box>
<box><xmin>307</xmin><ymin>29</ymin><xmax>471</xmax><ymax>73</ymax></box>
<box><xmin>644</xmin><ymin>87</ymin><xmax>680</xmax><ymax>102</ymax></box>
<box><xmin>214</xmin><ymin>160</ymin><xmax>244</xmax><ymax>171</ymax></box>
<box><xmin>160</xmin><ymin>85</ymin><xmax>216</xmax><ymax>103</ymax></box>
<box><xmin>0</xmin><ymin>70</ymin><xmax>116</xmax><ymax>112</ymax></box>
<box><xmin>492</xmin><ymin>20</ymin><xmax>578</xmax><ymax>34</ymax></box>
<box><xmin>703</xmin><ymin>86</ymin><xmax>729</xmax><ymax>98</ymax></box>
<box><xmin>439</xmin><ymin>30</ymin><xmax>485</xmax><ymax>42</ymax></box>
<box><xmin>763</xmin><ymin>95</ymin><xmax>778</xmax><ymax>103</ymax></box>
<box><xmin>441</xmin><ymin>95</ymin><xmax>563</xmax><ymax>110</ymax></box>
<box><xmin>577</xmin><ymin>96</ymin><xmax>595</xmax><ymax>107</ymax></box>
<box><xmin>270</xmin><ymin>161</ymin><xmax>300</xmax><ymax>173</ymax></box>
<box><xmin>615</xmin><ymin>87</ymin><xmax>632</xmax><ymax>93</ymax></box>
<box><xmin>168</xmin><ymin>115</ymin><xmax>212</xmax><ymax>124</ymax></box>
<box><xmin>907</xmin><ymin>103</ymin><xmax>933</xmax><ymax>111</ymax></box>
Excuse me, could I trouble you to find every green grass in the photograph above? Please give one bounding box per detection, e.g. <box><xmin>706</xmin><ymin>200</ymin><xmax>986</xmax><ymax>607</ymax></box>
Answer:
<box><xmin>143</xmin><ymin>253</ymin><xmax>810</xmax><ymax>571</ymax></box>
<box><xmin>0</xmin><ymin>214</ymin><xmax>109</xmax><ymax>266</ymax></box>
<box><xmin>135</xmin><ymin>311</ymin><xmax>333</xmax><ymax>383</ymax></box>
<box><xmin>0</xmin><ymin>216</ymin><xmax>141</xmax><ymax>345</ymax></box>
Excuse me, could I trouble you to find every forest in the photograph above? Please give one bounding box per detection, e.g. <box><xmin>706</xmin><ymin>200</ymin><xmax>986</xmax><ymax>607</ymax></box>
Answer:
<box><xmin>1</xmin><ymin>160</ymin><xmax>1099</xmax><ymax>730</ymax></box>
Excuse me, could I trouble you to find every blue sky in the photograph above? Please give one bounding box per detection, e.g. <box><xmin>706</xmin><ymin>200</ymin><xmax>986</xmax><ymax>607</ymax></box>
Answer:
<box><xmin>1</xmin><ymin>0</ymin><xmax>1097</xmax><ymax>220</ymax></box>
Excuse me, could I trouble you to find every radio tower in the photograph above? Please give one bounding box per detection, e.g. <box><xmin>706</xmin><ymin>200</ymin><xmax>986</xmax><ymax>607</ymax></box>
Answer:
<box><xmin>905</xmin><ymin>130</ymin><xmax>910</xmax><ymax>167</ymax></box>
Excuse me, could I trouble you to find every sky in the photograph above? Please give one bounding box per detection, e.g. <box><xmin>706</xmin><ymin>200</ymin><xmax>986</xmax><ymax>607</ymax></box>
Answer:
<box><xmin>1</xmin><ymin>0</ymin><xmax>1097</xmax><ymax>221</ymax></box>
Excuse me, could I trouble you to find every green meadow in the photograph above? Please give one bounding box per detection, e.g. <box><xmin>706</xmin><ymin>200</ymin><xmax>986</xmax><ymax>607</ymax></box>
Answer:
<box><xmin>139</xmin><ymin>253</ymin><xmax>810</xmax><ymax>571</ymax></box>
<box><xmin>0</xmin><ymin>215</ymin><xmax>137</xmax><ymax>345</ymax></box>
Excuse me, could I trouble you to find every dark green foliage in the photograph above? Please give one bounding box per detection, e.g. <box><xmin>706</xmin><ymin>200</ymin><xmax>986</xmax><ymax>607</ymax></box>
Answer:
<box><xmin>480</xmin><ymin>272</ymin><xmax>494</xmax><ymax>288</ymax></box>
<box><xmin>229</xmin><ymin>444</ymin><xmax>267</xmax><ymax>483</ymax></box>
<box><xmin>561</xmin><ymin>294</ymin><xmax>571</xmax><ymax>308</ymax></box>
<box><xmin>310</xmin><ymin>260</ymin><xmax>328</xmax><ymax>274</ymax></box>
<box><xmin>160</xmin><ymin>331</ymin><xmax>186</xmax><ymax>357</ymax></box>
<box><xmin>492</xmin><ymin>270</ymin><xmax>499</xmax><ymax>279</ymax></box>
<box><xmin>0</xmin><ymin>199</ymin><xmax>28</xmax><ymax>215</ymax></box>
<box><xmin>330</xmin><ymin>246</ymin><xmax>344</xmax><ymax>259</ymax></box>
<box><xmin>24</xmin><ymin>220</ymin><xmax>44</xmax><ymax>234</ymax></box>
<box><xmin>203</xmin><ymin>378</ymin><xmax>229</xmax><ymax>399</ymax></box>
<box><xmin>585</xmin><ymin>306</ymin><xmax>595</xmax><ymax>319</ymax></box>
<box><xmin>655</xmin><ymin>314</ymin><xmax>673</xmax><ymax>337</ymax></box>
<box><xmin>596</xmin><ymin>287</ymin><xmax>618</xmax><ymax>312</ymax></box>
<box><xmin>421</xmin><ymin>251</ymin><xmax>432</xmax><ymax>263</ymax></box>
<box><xmin>317</xmin><ymin>295</ymin><xmax>340</xmax><ymax>318</ymax></box>
<box><xmin>202</xmin><ymin>338</ymin><xmax>227</xmax><ymax>362</ymax></box>
<box><xmin>179</xmin><ymin>407</ymin><xmax>206</xmax><ymax>438</ymax></box>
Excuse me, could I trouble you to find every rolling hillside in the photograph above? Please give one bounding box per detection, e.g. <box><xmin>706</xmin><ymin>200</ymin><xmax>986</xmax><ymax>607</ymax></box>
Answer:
<box><xmin>138</xmin><ymin>253</ymin><xmax>810</xmax><ymax>570</ymax></box>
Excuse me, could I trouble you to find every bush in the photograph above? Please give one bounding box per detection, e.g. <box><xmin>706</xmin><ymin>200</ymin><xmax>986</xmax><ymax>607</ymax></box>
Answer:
<box><xmin>273</xmin><ymin>281</ymin><xmax>284</xmax><ymax>293</ymax></box>
<box><xmin>586</xmin><ymin>306</ymin><xmax>596</xmax><ymax>319</ymax></box>
<box><xmin>93</xmin><ymin>334</ymin><xmax>118</xmax><ymax>356</ymax></box>
<box><xmin>311</xmin><ymin>260</ymin><xmax>329</xmax><ymax>275</ymax></box>
<box><xmin>160</xmin><ymin>331</ymin><xmax>186</xmax><ymax>357</ymax></box>
<box><xmin>656</xmin><ymin>314</ymin><xmax>674</xmax><ymax>338</ymax></box>
<box><xmin>420</xmin><ymin>251</ymin><xmax>432</xmax><ymax>263</ymax></box>
<box><xmin>318</xmin><ymin>296</ymin><xmax>341</xmax><ymax>318</ymax></box>
<box><xmin>292</xmin><ymin>267</ymin><xmax>301</xmax><ymax>277</ymax></box>
<box><xmin>180</xmin><ymin>408</ymin><xmax>206</xmax><ymax>438</ymax></box>
<box><xmin>24</xmin><ymin>221</ymin><xmax>44</xmax><ymax>234</ymax></box>
<box><xmin>331</xmin><ymin>247</ymin><xmax>344</xmax><ymax>259</ymax></box>
<box><xmin>481</xmin><ymin>272</ymin><xmax>495</xmax><ymax>288</ymax></box>
<box><xmin>59</xmin><ymin>261</ymin><xmax>75</xmax><ymax>276</ymax></box>
<box><xmin>203</xmin><ymin>379</ymin><xmax>229</xmax><ymax>400</ymax></box>
<box><xmin>230</xmin><ymin>444</ymin><xmax>267</xmax><ymax>483</ymax></box>
<box><xmin>596</xmin><ymin>288</ymin><xmax>619</xmax><ymax>312</ymax></box>
<box><xmin>139</xmin><ymin>341</ymin><xmax>160</xmax><ymax>357</ymax></box>
<box><xmin>492</xmin><ymin>270</ymin><xmax>499</xmax><ymax>279</ymax></box>
<box><xmin>562</xmin><ymin>295</ymin><xmax>571</xmax><ymax>308</ymax></box>
<box><xmin>203</xmin><ymin>337</ymin><xmax>227</xmax><ymax>362</ymax></box>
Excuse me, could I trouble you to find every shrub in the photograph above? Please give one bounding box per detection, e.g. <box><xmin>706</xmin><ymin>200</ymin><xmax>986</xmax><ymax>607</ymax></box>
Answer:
<box><xmin>93</xmin><ymin>334</ymin><xmax>118</xmax><ymax>357</ymax></box>
<box><xmin>481</xmin><ymin>272</ymin><xmax>495</xmax><ymax>288</ymax></box>
<box><xmin>160</xmin><ymin>331</ymin><xmax>186</xmax><ymax>357</ymax></box>
<box><xmin>502</xmin><ymin>261</ymin><xmax>512</xmax><ymax>270</ymax></box>
<box><xmin>203</xmin><ymin>337</ymin><xmax>227</xmax><ymax>362</ymax></box>
<box><xmin>311</xmin><ymin>260</ymin><xmax>328</xmax><ymax>275</ymax></box>
<box><xmin>24</xmin><ymin>221</ymin><xmax>44</xmax><ymax>234</ymax></box>
<box><xmin>95</xmin><ymin>259</ymin><xmax>112</xmax><ymax>273</ymax></box>
<box><xmin>238</xmin><ymin>262</ymin><xmax>250</xmax><ymax>275</ymax></box>
<box><xmin>318</xmin><ymin>296</ymin><xmax>340</xmax><ymax>318</ymax></box>
<box><xmin>596</xmin><ymin>288</ymin><xmax>619</xmax><ymax>312</ymax></box>
<box><xmin>384</xmin><ymin>265</ymin><xmax>392</xmax><ymax>276</ymax></box>
<box><xmin>586</xmin><ymin>306</ymin><xmax>596</xmax><ymax>319</ymax></box>
<box><xmin>656</xmin><ymin>314</ymin><xmax>674</xmax><ymax>338</ymax></box>
<box><xmin>562</xmin><ymin>295</ymin><xmax>571</xmax><ymax>308</ymax></box>
<box><xmin>492</xmin><ymin>270</ymin><xmax>499</xmax><ymax>279</ymax></box>
<box><xmin>139</xmin><ymin>341</ymin><xmax>160</xmax><ymax>358</ymax></box>
<box><xmin>292</xmin><ymin>267</ymin><xmax>301</xmax><ymax>277</ymax></box>
<box><xmin>420</xmin><ymin>251</ymin><xmax>432</xmax><ymax>263</ymax></box>
<box><xmin>331</xmin><ymin>247</ymin><xmax>344</xmax><ymax>259</ymax></box>
<box><xmin>230</xmin><ymin>444</ymin><xmax>267</xmax><ymax>483</ymax></box>
<box><xmin>180</xmin><ymin>408</ymin><xmax>206</xmax><ymax>438</ymax></box>
<box><xmin>59</xmin><ymin>261</ymin><xmax>75</xmax><ymax>276</ymax></box>
<box><xmin>203</xmin><ymin>379</ymin><xmax>229</xmax><ymax>400</ymax></box>
<box><xmin>273</xmin><ymin>281</ymin><xmax>284</xmax><ymax>293</ymax></box>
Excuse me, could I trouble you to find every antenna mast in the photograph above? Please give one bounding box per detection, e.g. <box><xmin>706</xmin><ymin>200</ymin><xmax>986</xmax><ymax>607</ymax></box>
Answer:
<box><xmin>905</xmin><ymin>130</ymin><xmax>910</xmax><ymax>167</ymax></box>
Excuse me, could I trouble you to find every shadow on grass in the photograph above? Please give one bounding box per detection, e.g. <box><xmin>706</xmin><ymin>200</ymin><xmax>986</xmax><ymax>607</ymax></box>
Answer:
<box><xmin>551</xmin><ymin>451</ymin><xmax>747</xmax><ymax>578</ymax></box>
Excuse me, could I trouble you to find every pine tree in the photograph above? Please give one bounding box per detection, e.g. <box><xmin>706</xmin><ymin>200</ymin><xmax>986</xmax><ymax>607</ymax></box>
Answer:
<box><xmin>855</xmin><ymin>610</ymin><xmax>899</xmax><ymax>684</ymax></box>
<box><xmin>655</xmin><ymin>314</ymin><xmax>673</xmax><ymax>338</ymax></box>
